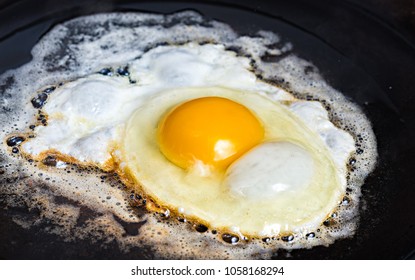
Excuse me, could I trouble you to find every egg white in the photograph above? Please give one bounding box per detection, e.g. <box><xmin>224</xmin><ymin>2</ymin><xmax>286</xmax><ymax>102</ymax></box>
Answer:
<box><xmin>21</xmin><ymin>43</ymin><xmax>356</xmax><ymax>237</ymax></box>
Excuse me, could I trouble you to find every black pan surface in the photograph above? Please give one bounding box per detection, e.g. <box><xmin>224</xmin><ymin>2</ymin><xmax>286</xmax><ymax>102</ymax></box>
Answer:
<box><xmin>0</xmin><ymin>0</ymin><xmax>414</xmax><ymax>259</ymax></box>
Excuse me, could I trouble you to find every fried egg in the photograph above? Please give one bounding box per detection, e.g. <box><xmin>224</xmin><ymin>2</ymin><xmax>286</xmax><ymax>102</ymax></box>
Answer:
<box><xmin>21</xmin><ymin>43</ymin><xmax>355</xmax><ymax>238</ymax></box>
<box><xmin>1</xmin><ymin>11</ymin><xmax>377</xmax><ymax>258</ymax></box>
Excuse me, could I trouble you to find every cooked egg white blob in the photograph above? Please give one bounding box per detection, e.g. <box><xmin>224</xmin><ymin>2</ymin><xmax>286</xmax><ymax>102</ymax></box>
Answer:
<box><xmin>122</xmin><ymin>86</ymin><xmax>346</xmax><ymax>237</ymax></box>
<box><xmin>225</xmin><ymin>141</ymin><xmax>315</xmax><ymax>198</ymax></box>
<box><xmin>21</xmin><ymin>75</ymin><xmax>137</xmax><ymax>166</ymax></box>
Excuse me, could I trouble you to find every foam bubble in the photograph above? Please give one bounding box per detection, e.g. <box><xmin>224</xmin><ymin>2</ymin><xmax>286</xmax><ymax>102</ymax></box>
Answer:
<box><xmin>0</xmin><ymin>11</ymin><xmax>377</xmax><ymax>259</ymax></box>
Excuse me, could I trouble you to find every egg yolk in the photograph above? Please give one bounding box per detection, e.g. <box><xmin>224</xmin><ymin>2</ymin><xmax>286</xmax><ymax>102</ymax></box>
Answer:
<box><xmin>158</xmin><ymin>96</ymin><xmax>264</xmax><ymax>171</ymax></box>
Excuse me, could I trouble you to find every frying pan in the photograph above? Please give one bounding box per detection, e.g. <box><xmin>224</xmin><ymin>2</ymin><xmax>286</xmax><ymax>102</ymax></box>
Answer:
<box><xmin>0</xmin><ymin>0</ymin><xmax>414</xmax><ymax>259</ymax></box>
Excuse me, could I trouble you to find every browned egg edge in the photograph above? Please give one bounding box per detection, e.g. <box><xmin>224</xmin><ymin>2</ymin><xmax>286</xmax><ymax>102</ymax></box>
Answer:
<box><xmin>5</xmin><ymin>82</ymin><xmax>356</xmax><ymax>245</ymax></box>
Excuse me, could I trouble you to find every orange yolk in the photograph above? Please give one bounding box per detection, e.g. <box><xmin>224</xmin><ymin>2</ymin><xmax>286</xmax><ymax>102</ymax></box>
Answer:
<box><xmin>158</xmin><ymin>96</ymin><xmax>264</xmax><ymax>171</ymax></box>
